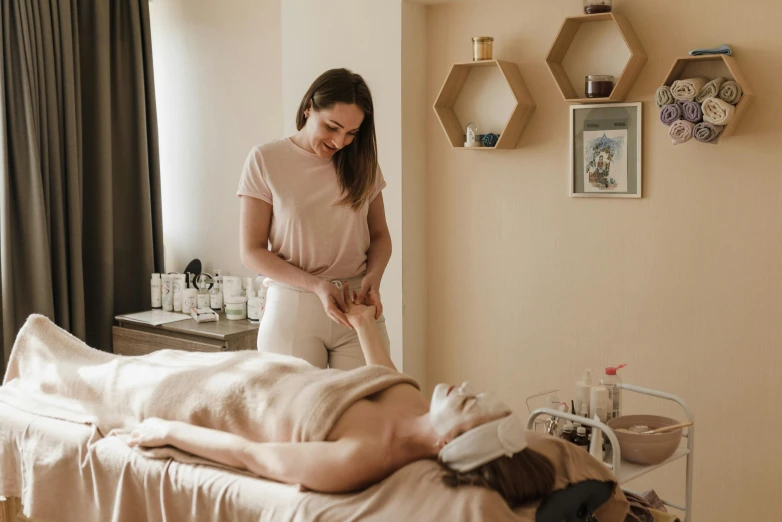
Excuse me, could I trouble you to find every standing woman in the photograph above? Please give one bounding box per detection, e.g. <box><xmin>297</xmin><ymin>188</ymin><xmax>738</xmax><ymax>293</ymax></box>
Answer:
<box><xmin>237</xmin><ymin>69</ymin><xmax>392</xmax><ymax>370</ymax></box>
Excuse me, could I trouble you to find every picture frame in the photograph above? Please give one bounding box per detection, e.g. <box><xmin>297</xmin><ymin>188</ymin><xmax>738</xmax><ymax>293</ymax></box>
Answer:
<box><xmin>569</xmin><ymin>102</ymin><xmax>642</xmax><ymax>198</ymax></box>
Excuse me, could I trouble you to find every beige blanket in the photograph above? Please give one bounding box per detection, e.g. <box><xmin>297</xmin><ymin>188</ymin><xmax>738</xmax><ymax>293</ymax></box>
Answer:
<box><xmin>1</xmin><ymin>314</ymin><xmax>418</xmax><ymax>446</ymax></box>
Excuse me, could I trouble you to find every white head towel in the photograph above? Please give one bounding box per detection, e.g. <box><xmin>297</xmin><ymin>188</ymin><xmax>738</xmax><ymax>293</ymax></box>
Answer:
<box><xmin>439</xmin><ymin>414</ymin><xmax>527</xmax><ymax>472</ymax></box>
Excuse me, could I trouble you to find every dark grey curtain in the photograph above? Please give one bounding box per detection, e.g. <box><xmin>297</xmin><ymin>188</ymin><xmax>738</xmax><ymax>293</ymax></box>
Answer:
<box><xmin>0</xmin><ymin>0</ymin><xmax>163</xmax><ymax>373</ymax></box>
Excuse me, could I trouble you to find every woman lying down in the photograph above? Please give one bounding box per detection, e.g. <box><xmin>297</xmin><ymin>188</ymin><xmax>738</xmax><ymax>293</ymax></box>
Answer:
<box><xmin>2</xmin><ymin>287</ymin><xmax>626</xmax><ymax>517</ymax></box>
<box><xmin>129</xmin><ymin>286</ymin><xmax>551</xmax><ymax>503</ymax></box>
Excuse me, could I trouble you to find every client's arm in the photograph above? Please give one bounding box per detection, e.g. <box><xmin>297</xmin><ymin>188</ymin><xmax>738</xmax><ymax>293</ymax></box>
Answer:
<box><xmin>343</xmin><ymin>285</ymin><xmax>397</xmax><ymax>371</ymax></box>
<box><xmin>128</xmin><ymin>418</ymin><xmax>391</xmax><ymax>493</ymax></box>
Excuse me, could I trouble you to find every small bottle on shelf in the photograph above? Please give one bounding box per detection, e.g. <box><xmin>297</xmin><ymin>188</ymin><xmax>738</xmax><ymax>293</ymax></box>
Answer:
<box><xmin>560</xmin><ymin>423</ymin><xmax>575</xmax><ymax>443</ymax></box>
<box><xmin>573</xmin><ymin>427</ymin><xmax>590</xmax><ymax>450</ymax></box>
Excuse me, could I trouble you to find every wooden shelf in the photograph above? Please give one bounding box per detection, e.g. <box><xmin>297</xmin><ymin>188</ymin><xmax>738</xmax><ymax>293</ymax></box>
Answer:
<box><xmin>433</xmin><ymin>60</ymin><xmax>536</xmax><ymax>150</ymax></box>
<box><xmin>661</xmin><ymin>54</ymin><xmax>754</xmax><ymax>138</ymax></box>
<box><xmin>546</xmin><ymin>12</ymin><xmax>647</xmax><ymax>103</ymax></box>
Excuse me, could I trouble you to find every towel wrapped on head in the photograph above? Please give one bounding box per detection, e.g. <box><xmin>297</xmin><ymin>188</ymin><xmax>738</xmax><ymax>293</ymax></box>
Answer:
<box><xmin>702</xmin><ymin>97</ymin><xmax>735</xmax><ymax>125</ymax></box>
<box><xmin>718</xmin><ymin>80</ymin><xmax>743</xmax><ymax>104</ymax></box>
<box><xmin>678</xmin><ymin>100</ymin><xmax>703</xmax><ymax>123</ymax></box>
<box><xmin>695</xmin><ymin>77</ymin><xmax>726</xmax><ymax>103</ymax></box>
<box><xmin>671</xmin><ymin>77</ymin><xmax>708</xmax><ymax>101</ymax></box>
<box><xmin>655</xmin><ymin>86</ymin><xmax>676</xmax><ymax>108</ymax></box>
<box><xmin>668</xmin><ymin>120</ymin><xmax>695</xmax><ymax>145</ymax></box>
<box><xmin>693</xmin><ymin>122</ymin><xmax>724</xmax><ymax>144</ymax></box>
<box><xmin>659</xmin><ymin>103</ymin><xmax>682</xmax><ymax>126</ymax></box>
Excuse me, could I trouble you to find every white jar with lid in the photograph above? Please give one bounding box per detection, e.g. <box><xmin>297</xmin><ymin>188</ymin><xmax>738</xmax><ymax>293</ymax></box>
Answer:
<box><xmin>224</xmin><ymin>296</ymin><xmax>248</xmax><ymax>320</ymax></box>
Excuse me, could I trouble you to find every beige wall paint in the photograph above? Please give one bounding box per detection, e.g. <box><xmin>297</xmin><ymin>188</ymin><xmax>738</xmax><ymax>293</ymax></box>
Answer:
<box><xmin>402</xmin><ymin>1</ymin><xmax>429</xmax><ymax>387</ymax></box>
<box><xmin>425</xmin><ymin>1</ymin><xmax>781</xmax><ymax>520</ymax></box>
<box><xmin>149</xmin><ymin>0</ymin><xmax>282</xmax><ymax>276</ymax></box>
<box><xmin>281</xmin><ymin>0</ymin><xmax>409</xmax><ymax>371</ymax></box>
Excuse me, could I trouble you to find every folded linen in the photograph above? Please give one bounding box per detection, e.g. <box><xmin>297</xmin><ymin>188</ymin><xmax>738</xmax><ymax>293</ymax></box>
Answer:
<box><xmin>678</xmin><ymin>100</ymin><xmax>703</xmax><ymax>123</ymax></box>
<box><xmin>668</xmin><ymin>120</ymin><xmax>695</xmax><ymax>145</ymax></box>
<box><xmin>695</xmin><ymin>77</ymin><xmax>726</xmax><ymax>103</ymax></box>
<box><xmin>688</xmin><ymin>44</ymin><xmax>732</xmax><ymax>56</ymax></box>
<box><xmin>718</xmin><ymin>80</ymin><xmax>743</xmax><ymax>104</ymax></box>
<box><xmin>702</xmin><ymin>96</ymin><xmax>735</xmax><ymax>125</ymax></box>
<box><xmin>671</xmin><ymin>77</ymin><xmax>708</xmax><ymax>101</ymax></box>
<box><xmin>659</xmin><ymin>103</ymin><xmax>682</xmax><ymax>126</ymax></box>
<box><xmin>693</xmin><ymin>122</ymin><xmax>724</xmax><ymax>144</ymax></box>
<box><xmin>655</xmin><ymin>86</ymin><xmax>676</xmax><ymax>107</ymax></box>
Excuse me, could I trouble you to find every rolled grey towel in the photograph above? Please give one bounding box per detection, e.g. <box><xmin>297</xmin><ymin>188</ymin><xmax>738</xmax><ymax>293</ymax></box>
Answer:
<box><xmin>669</xmin><ymin>120</ymin><xmax>695</xmax><ymax>145</ymax></box>
<box><xmin>718</xmin><ymin>80</ymin><xmax>743</xmax><ymax>104</ymax></box>
<box><xmin>695</xmin><ymin>77</ymin><xmax>726</xmax><ymax>103</ymax></box>
<box><xmin>655</xmin><ymin>86</ymin><xmax>676</xmax><ymax>108</ymax></box>
<box><xmin>671</xmin><ymin>77</ymin><xmax>708</xmax><ymax>101</ymax></box>
<box><xmin>678</xmin><ymin>100</ymin><xmax>703</xmax><ymax>123</ymax></box>
<box><xmin>660</xmin><ymin>103</ymin><xmax>682</xmax><ymax>126</ymax></box>
<box><xmin>702</xmin><ymin>97</ymin><xmax>735</xmax><ymax>125</ymax></box>
<box><xmin>693</xmin><ymin>122</ymin><xmax>724</xmax><ymax>144</ymax></box>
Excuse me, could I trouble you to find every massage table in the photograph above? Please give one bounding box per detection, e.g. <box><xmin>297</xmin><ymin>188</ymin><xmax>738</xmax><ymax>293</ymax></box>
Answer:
<box><xmin>0</xmin><ymin>401</ymin><xmax>616</xmax><ymax>522</ymax></box>
<box><xmin>1</xmin><ymin>315</ymin><xmax>624</xmax><ymax>521</ymax></box>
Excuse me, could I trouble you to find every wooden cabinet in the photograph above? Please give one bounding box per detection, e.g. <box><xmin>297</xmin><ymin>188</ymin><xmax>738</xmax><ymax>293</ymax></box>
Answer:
<box><xmin>113</xmin><ymin>314</ymin><xmax>259</xmax><ymax>355</ymax></box>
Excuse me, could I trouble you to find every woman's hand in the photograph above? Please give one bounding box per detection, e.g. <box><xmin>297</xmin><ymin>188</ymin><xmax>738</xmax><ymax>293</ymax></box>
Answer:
<box><xmin>313</xmin><ymin>280</ymin><xmax>352</xmax><ymax>329</ymax></box>
<box><xmin>128</xmin><ymin>417</ymin><xmax>174</xmax><ymax>448</ymax></box>
<box><xmin>357</xmin><ymin>273</ymin><xmax>383</xmax><ymax>320</ymax></box>
<box><xmin>343</xmin><ymin>284</ymin><xmax>377</xmax><ymax>329</ymax></box>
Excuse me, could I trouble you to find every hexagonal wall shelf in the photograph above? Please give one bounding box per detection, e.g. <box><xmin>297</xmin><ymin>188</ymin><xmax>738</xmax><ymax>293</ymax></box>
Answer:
<box><xmin>661</xmin><ymin>54</ymin><xmax>754</xmax><ymax>138</ymax></box>
<box><xmin>546</xmin><ymin>12</ymin><xmax>647</xmax><ymax>103</ymax></box>
<box><xmin>433</xmin><ymin>60</ymin><xmax>536</xmax><ymax>150</ymax></box>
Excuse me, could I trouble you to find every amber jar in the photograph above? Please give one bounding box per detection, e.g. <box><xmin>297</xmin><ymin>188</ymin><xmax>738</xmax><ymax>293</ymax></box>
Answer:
<box><xmin>585</xmin><ymin>75</ymin><xmax>614</xmax><ymax>98</ymax></box>
<box><xmin>472</xmin><ymin>37</ymin><xmax>493</xmax><ymax>61</ymax></box>
<box><xmin>584</xmin><ymin>0</ymin><xmax>612</xmax><ymax>14</ymax></box>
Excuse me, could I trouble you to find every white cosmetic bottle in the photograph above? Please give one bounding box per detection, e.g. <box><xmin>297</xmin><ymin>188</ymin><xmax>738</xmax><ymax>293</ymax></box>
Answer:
<box><xmin>161</xmin><ymin>274</ymin><xmax>173</xmax><ymax>311</ymax></box>
<box><xmin>172</xmin><ymin>273</ymin><xmax>184</xmax><ymax>312</ymax></box>
<box><xmin>247</xmin><ymin>287</ymin><xmax>260</xmax><ymax>322</ymax></box>
<box><xmin>574</xmin><ymin>369</ymin><xmax>594</xmax><ymax>417</ymax></box>
<box><xmin>182</xmin><ymin>274</ymin><xmax>198</xmax><ymax>313</ymax></box>
<box><xmin>151</xmin><ymin>273</ymin><xmax>161</xmax><ymax>309</ymax></box>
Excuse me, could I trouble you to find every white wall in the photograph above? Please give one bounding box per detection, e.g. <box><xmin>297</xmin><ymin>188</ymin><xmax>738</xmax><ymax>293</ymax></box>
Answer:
<box><xmin>281</xmin><ymin>0</ymin><xmax>407</xmax><ymax>370</ymax></box>
<box><xmin>149</xmin><ymin>0</ymin><xmax>282</xmax><ymax>277</ymax></box>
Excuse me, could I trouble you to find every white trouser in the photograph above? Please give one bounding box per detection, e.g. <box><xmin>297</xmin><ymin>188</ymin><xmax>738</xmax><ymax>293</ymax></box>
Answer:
<box><xmin>256</xmin><ymin>276</ymin><xmax>390</xmax><ymax>370</ymax></box>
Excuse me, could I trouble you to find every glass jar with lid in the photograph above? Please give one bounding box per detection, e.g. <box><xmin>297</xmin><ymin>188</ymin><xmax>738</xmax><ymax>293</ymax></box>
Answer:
<box><xmin>585</xmin><ymin>75</ymin><xmax>614</xmax><ymax>98</ymax></box>
<box><xmin>472</xmin><ymin>37</ymin><xmax>493</xmax><ymax>61</ymax></box>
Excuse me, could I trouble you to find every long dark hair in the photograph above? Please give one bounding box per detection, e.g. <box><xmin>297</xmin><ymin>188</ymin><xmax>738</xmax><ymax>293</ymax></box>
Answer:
<box><xmin>296</xmin><ymin>69</ymin><xmax>378</xmax><ymax>211</ymax></box>
<box><xmin>440</xmin><ymin>448</ymin><xmax>556</xmax><ymax>507</ymax></box>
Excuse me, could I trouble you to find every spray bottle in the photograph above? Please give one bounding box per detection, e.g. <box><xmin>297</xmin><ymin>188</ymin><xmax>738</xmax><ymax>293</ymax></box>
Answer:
<box><xmin>600</xmin><ymin>364</ymin><xmax>627</xmax><ymax>420</ymax></box>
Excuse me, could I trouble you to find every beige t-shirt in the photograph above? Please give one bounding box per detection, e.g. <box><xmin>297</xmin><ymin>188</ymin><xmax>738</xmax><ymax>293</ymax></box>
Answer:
<box><xmin>237</xmin><ymin>138</ymin><xmax>386</xmax><ymax>280</ymax></box>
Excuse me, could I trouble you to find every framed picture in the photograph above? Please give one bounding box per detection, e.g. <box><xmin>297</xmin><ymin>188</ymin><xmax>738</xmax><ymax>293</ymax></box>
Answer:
<box><xmin>569</xmin><ymin>102</ymin><xmax>642</xmax><ymax>198</ymax></box>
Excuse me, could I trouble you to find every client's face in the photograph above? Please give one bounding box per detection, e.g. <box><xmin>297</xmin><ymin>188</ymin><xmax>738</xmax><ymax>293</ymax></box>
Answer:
<box><xmin>430</xmin><ymin>382</ymin><xmax>511</xmax><ymax>440</ymax></box>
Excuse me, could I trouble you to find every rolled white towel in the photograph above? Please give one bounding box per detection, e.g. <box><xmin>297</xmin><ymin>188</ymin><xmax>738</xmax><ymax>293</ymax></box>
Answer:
<box><xmin>701</xmin><ymin>97</ymin><xmax>735</xmax><ymax>126</ymax></box>
<box><xmin>668</xmin><ymin>120</ymin><xmax>695</xmax><ymax>145</ymax></box>
<box><xmin>671</xmin><ymin>77</ymin><xmax>708</xmax><ymax>101</ymax></box>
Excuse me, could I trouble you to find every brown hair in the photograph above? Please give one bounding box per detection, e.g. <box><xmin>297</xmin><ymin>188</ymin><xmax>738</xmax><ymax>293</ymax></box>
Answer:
<box><xmin>440</xmin><ymin>448</ymin><xmax>556</xmax><ymax>507</ymax></box>
<box><xmin>296</xmin><ymin>69</ymin><xmax>378</xmax><ymax>211</ymax></box>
